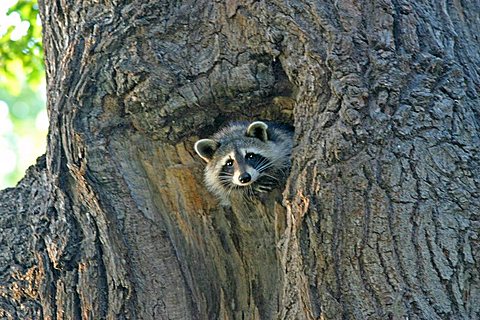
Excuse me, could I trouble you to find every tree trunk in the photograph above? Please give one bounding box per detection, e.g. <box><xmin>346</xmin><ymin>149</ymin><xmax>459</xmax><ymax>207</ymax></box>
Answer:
<box><xmin>1</xmin><ymin>0</ymin><xmax>479</xmax><ymax>319</ymax></box>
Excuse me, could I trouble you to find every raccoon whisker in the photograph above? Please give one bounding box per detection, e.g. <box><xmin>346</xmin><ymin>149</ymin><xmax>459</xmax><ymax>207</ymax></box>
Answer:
<box><xmin>242</xmin><ymin>188</ymin><xmax>251</xmax><ymax>201</ymax></box>
<box><xmin>257</xmin><ymin>155</ymin><xmax>285</xmax><ymax>167</ymax></box>
<box><xmin>259</xmin><ymin>173</ymin><xmax>279</xmax><ymax>182</ymax></box>
<box><xmin>255</xmin><ymin>160</ymin><xmax>271</xmax><ymax>168</ymax></box>
<box><xmin>257</xmin><ymin>157</ymin><xmax>288</xmax><ymax>173</ymax></box>
<box><xmin>243</xmin><ymin>184</ymin><xmax>254</xmax><ymax>198</ymax></box>
<box><xmin>248</xmin><ymin>186</ymin><xmax>256</xmax><ymax>200</ymax></box>
<box><xmin>226</xmin><ymin>185</ymin><xmax>236</xmax><ymax>198</ymax></box>
<box><xmin>254</xmin><ymin>157</ymin><xmax>270</xmax><ymax>168</ymax></box>
<box><xmin>266</xmin><ymin>155</ymin><xmax>288</xmax><ymax>165</ymax></box>
<box><xmin>220</xmin><ymin>183</ymin><xmax>231</xmax><ymax>189</ymax></box>
<box><xmin>256</xmin><ymin>157</ymin><xmax>272</xmax><ymax>164</ymax></box>
<box><xmin>256</xmin><ymin>186</ymin><xmax>271</xmax><ymax>193</ymax></box>
<box><xmin>256</xmin><ymin>163</ymin><xmax>275</xmax><ymax>173</ymax></box>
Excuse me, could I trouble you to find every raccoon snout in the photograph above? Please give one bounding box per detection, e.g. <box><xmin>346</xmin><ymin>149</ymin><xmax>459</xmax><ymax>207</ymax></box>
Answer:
<box><xmin>238</xmin><ymin>172</ymin><xmax>251</xmax><ymax>184</ymax></box>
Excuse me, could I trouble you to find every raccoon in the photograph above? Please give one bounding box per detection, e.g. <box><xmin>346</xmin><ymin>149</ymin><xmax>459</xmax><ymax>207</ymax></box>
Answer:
<box><xmin>194</xmin><ymin>121</ymin><xmax>293</xmax><ymax>205</ymax></box>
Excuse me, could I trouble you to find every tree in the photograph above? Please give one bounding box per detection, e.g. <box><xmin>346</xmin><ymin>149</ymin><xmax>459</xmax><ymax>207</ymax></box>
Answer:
<box><xmin>1</xmin><ymin>0</ymin><xmax>479</xmax><ymax>319</ymax></box>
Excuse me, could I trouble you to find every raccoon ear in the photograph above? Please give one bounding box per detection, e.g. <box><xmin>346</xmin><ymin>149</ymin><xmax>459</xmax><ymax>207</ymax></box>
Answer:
<box><xmin>246</xmin><ymin>121</ymin><xmax>269</xmax><ymax>142</ymax></box>
<box><xmin>194</xmin><ymin>139</ymin><xmax>220</xmax><ymax>162</ymax></box>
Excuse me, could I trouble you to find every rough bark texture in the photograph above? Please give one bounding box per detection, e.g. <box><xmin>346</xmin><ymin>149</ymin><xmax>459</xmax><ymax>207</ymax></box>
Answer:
<box><xmin>1</xmin><ymin>0</ymin><xmax>479</xmax><ymax>319</ymax></box>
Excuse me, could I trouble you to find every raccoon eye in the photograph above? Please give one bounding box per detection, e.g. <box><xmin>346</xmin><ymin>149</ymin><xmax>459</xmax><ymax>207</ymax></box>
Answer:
<box><xmin>225</xmin><ymin>159</ymin><xmax>234</xmax><ymax>166</ymax></box>
<box><xmin>245</xmin><ymin>152</ymin><xmax>255</xmax><ymax>160</ymax></box>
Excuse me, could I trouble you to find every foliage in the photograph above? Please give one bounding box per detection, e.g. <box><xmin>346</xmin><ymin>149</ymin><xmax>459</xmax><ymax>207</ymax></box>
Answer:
<box><xmin>0</xmin><ymin>0</ymin><xmax>43</xmax><ymax>94</ymax></box>
<box><xmin>0</xmin><ymin>0</ymin><xmax>46</xmax><ymax>189</ymax></box>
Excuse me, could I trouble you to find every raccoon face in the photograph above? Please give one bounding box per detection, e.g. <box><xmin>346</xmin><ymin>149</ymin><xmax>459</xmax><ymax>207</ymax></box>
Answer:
<box><xmin>195</xmin><ymin>121</ymin><xmax>293</xmax><ymax>205</ymax></box>
<box><xmin>195</xmin><ymin>121</ymin><xmax>282</xmax><ymax>202</ymax></box>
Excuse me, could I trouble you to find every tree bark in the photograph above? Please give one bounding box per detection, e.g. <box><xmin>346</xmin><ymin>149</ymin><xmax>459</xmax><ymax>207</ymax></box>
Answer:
<box><xmin>1</xmin><ymin>0</ymin><xmax>479</xmax><ymax>319</ymax></box>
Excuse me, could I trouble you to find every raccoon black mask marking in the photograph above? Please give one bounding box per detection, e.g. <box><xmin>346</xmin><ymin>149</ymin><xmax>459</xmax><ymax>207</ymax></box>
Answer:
<box><xmin>194</xmin><ymin>121</ymin><xmax>293</xmax><ymax>205</ymax></box>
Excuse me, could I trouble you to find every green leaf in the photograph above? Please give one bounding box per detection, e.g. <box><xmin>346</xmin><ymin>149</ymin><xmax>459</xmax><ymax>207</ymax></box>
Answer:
<box><xmin>0</xmin><ymin>0</ymin><xmax>47</xmax><ymax>189</ymax></box>
<box><xmin>0</xmin><ymin>0</ymin><xmax>44</xmax><ymax>93</ymax></box>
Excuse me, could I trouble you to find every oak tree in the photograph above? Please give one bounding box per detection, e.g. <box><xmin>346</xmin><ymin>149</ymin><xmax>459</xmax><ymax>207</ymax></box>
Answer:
<box><xmin>1</xmin><ymin>0</ymin><xmax>479</xmax><ymax>319</ymax></box>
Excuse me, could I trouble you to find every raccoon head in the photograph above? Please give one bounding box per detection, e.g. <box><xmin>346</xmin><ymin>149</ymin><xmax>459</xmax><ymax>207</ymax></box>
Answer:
<box><xmin>195</xmin><ymin>121</ymin><xmax>276</xmax><ymax>192</ymax></box>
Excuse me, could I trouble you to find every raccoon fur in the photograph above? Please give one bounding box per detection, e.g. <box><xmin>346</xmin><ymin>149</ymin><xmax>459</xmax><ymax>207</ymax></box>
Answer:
<box><xmin>194</xmin><ymin>121</ymin><xmax>293</xmax><ymax>205</ymax></box>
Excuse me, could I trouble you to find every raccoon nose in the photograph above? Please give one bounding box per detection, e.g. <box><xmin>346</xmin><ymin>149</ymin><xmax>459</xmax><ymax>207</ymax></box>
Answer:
<box><xmin>238</xmin><ymin>172</ymin><xmax>251</xmax><ymax>184</ymax></box>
